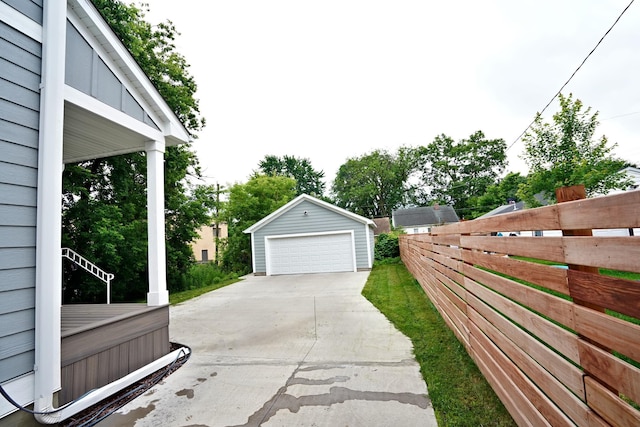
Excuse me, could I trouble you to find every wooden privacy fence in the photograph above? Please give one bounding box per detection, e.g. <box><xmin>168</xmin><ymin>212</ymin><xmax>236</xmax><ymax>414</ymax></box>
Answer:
<box><xmin>399</xmin><ymin>189</ymin><xmax>640</xmax><ymax>427</ymax></box>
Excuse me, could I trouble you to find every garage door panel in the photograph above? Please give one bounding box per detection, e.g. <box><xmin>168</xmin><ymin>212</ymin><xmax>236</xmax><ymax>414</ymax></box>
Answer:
<box><xmin>268</xmin><ymin>233</ymin><xmax>354</xmax><ymax>275</ymax></box>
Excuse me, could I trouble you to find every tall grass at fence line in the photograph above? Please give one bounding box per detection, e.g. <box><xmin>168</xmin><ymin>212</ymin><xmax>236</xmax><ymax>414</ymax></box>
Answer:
<box><xmin>363</xmin><ymin>261</ymin><xmax>516</xmax><ymax>427</ymax></box>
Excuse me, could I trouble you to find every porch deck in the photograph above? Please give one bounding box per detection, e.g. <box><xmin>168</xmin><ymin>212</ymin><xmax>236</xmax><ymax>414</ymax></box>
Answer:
<box><xmin>60</xmin><ymin>304</ymin><xmax>170</xmax><ymax>404</ymax></box>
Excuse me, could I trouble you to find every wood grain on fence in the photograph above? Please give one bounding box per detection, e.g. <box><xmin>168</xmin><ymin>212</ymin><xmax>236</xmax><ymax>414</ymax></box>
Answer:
<box><xmin>399</xmin><ymin>189</ymin><xmax>640</xmax><ymax>427</ymax></box>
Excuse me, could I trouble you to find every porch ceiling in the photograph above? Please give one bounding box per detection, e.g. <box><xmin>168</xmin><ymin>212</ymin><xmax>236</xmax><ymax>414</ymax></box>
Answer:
<box><xmin>63</xmin><ymin>102</ymin><xmax>150</xmax><ymax>163</ymax></box>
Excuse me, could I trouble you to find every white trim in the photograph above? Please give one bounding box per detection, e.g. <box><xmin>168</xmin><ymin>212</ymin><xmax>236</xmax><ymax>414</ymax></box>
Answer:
<box><xmin>244</xmin><ymin>194</ymin><xmax>375</xmax><ymax>234</ymax></box>
<box><xmin>65</xmin><ymin>8</ymin><xmax>164</xmax><ymax>131</ymax></box>
<box><xmin>34</xmin><ymin>0</ymin><xmax>66</xmax><ymax>420</ymax></box>
<box><xmin>67</xmin><ymin>0</ymin><xmax>190</xmax><ymax>143</ymax></box>
<box><xmin>364</xmin><ymin>223</ymin><xmax>373</xmax><ymax>268</ymax></box>
<box><xmin>146</xmin><ymin>140</ymin><xmax>168</xmax><ymax>306</ymax></box>
<box><xmin>264</xmin><ymin>230</ymin><xmax>357</xmax><ymax>276</ymax></box>
<box><xmin>35</xmin><ymin>346</ymin><xmax>190</xmax><ymax>424</ymax></box>
<box><xmin>0</xmin><ymin>3</ymin><xmax>43</xmax><ymax>42</ymax></box>
<box><xmin>0</xmin><ymin>373</ymin><xmax>35</xmax><ymax>418</ymax></box>
<box><xmin>64</xmin><ymin>85</ymin><xmax>165</xmax><ymax>141</ymax></box>
<box><xmin>250</xmin><ymin>232</ymin><xmax>257</xmax><ymax>273</ymax></box>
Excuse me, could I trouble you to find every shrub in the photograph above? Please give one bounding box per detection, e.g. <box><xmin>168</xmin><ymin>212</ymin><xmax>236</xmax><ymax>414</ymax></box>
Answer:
<box><xmin>375</xmin><ymin>233</ymin><xmax>400</xmax><ymax>260</ymax></box>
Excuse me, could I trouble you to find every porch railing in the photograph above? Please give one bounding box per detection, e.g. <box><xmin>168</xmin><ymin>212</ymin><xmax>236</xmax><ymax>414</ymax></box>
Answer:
<box><xmin>61</xmin><ymin>248</ymin><xmax>114</xmax><ymax>304</ymax></box>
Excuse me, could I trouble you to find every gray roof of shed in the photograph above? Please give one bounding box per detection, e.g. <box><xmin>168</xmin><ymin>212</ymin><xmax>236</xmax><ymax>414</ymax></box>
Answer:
<box><xmin>392</xmin><ymin>206</ymin><xmax>459</xmax><ymax>227</ymax></box>
<box><xmin>477</xmin><ymin>201</ymin><xmax>525</xmax><ymax>218</ymax></box>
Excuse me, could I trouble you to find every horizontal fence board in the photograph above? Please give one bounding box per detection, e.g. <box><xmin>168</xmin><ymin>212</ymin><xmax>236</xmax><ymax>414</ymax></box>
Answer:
<box><xmin>430</xmin><ymin>243</ymin><xmax>462</xmax><ymax>260</ymax></box>
<box><xmin>431</xmin><ymin>267</ymin><xmax>467</xmax><ymax>312</ymax></box>
<box><xmin>564</xmin><ymin>237</ymin><xmax>640</xmax><ymax>273</ymax></box>
<box><xmin>568</xmin><ymin>269</ymin><xmax>640</xmax><ymax>319</ymax></box>
<box><xmin>430</xmin><ymin>250</ymin><xmax>463</xmax><ymax>272</ymax></box>
<box><xmin>470</xmin><ymin>324</ymin><xmax>561</xmax><ymax>426</ymax></box>
<box><xmin>463</xmin><ymin>264</ymin><xmax>575</xmax><ymax>328</ymax></box>
<box><xmin>578</xmin><ymin>340</ymin><xmax>640</xmax><ymax>408</ymax></box>
<box><xmin>470</xmin><ymin>311</ymin><xmax>588</xmax><ymax>426</ymax></box>
<box><xmin>470</xmin><ymin>335</ymin><xmax>550</xmax><ymax>427</ymax></box>
<box><xmin>585</xmin><ymin>376</ymin><xmax>640</xmax><ymax>427</ymax></box>
<box><xmin>574</xmin><ymin>305</ymin><xmax>640</xmax><ymax>363</ymax></box>
<box><xmin>461</xmin><ymin>236</ymin><xmax>566</xmax><ymax>263</ymax></box>
<box><xmin>465</xmin><ymin>277</ymin><xmax>581</xmax><ymax>364</ymax></box>
<box><xmin>558</xmin><ymin>190</ymin><xmax>640</xmax><ymax>230</ymax></box>
<box><xmin>399</xmin><ymin>189</ymin><xmax>640</xmax><ymax>427</ymax></box>
<box><xmin>429</xmin><ymin>234</ymin><xmax>460</xmax><ymax>246</ymax></box>
<box><xmin>463</xmin><ymin>250</ymin><xmax>570</xmax><ymax>295</ymax></box>
<box><xmin>430</xmin><ymin>259</ymin><xmax>466</xmax><ymax>294</ymax></box>
<box><xmin>434</xmin><ymin>205</ymin><xmax>561</xmax><ymax>235</ymax></box>
<box><xmin>468</xmin><ymin>293</ymin><xmax>585</xmax><ymax>399</ymax></box>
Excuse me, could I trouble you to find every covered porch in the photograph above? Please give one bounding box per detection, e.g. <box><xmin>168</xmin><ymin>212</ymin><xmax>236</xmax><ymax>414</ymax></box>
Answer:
<box><xmin>60</xmin><ymin>304</ymin><xmax>170</xmax><ymax>405</ymax></box>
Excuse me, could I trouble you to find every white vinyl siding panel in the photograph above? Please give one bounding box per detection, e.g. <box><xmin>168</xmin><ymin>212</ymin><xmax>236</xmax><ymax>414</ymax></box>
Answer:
<box><xmin>0</xmin><ymin>15</ymin><xmax>39</xmax><ymax>383</ymax></box>
<box><xmin>267</xmin><ymin>232</ymin><xmax>355</xmax><ymax>275</ymax></box>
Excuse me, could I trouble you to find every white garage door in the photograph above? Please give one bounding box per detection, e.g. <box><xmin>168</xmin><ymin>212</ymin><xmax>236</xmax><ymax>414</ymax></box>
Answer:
<box><xmin>267</xmin><ymin>232</ymin><xmax>355</xmax><ymax>275</ymax></box>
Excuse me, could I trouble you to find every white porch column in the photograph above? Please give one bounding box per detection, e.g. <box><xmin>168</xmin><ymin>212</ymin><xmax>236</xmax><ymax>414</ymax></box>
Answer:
<box><xmin>145</xmin><ymin>140</ymin><xmax>168</xmax><ymax>306</ymax></box>
<box><xmin>33</xmin><ymin>0</ymin><xmax>65</xmax><ymax>418</ymax></box>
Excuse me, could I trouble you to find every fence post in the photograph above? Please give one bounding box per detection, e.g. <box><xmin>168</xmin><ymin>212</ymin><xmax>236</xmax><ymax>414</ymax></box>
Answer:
<box><xmin>555</xmin><ymin>185</ymin><xmax>602</xmax><ymax>311</ymax></box>
<box><xmin>556</xmin><ymin>184</ymin><xmax>618</xmax><ymax>396</ymax></box>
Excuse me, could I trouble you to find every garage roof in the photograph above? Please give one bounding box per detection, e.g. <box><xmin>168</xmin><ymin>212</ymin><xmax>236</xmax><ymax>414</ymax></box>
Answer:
<box><xmin>244</xmin><ymin>194</ymin><xmax>376</xmax><ymax>234</ymax></box>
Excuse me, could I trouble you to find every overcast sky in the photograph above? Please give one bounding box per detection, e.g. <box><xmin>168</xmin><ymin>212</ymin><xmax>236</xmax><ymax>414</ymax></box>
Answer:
<box><xmin>144</xmin><ymin>0</ymin><xmax>640</xmax><ymax>190</ymax></box>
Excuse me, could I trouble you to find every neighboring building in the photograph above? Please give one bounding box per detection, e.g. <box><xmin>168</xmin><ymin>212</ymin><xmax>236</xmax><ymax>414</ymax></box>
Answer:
<box><xmin>192</xmin><ymin>223</ymin><xmax>228</xmax><ymax>262</ymax></box>
<box><xmin>392</xmin><ymin>205</ymin><xmax>459</xmax><ymax>234</ymax></box>
<box><xmin>477</xmin><ymin>200</ymin><xmax>525</xmax><ymax>219</ymax></box>
<box><xmin>244</xmin><ymin>194</ymin><xmax>376</xmax><ymax>275</ymax></box>
<box><xmin>609</xmin><ymin>166</ymin><xmax>640</xmax><ymax>195</ymax></box>
<box><xmin>1</xmin><ymin>2</ymin><xmax>190</xmax><ymax>424</ymax></box>
<box><xmin>372</xmin><ymin>217</ymin><xmax>391</xmax><ymax>235</ymax></box>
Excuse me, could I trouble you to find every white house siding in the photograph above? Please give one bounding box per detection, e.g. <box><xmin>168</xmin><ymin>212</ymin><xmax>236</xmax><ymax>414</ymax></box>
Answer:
<box><xmin>252</xmin><ymin>200</ymin><xmax>371</xmax><ymax>274</ymax></box>
<box><xmin>0</xmin><ymin>2</ymin><xmax>42</xmax><ymax>384</ymax></box>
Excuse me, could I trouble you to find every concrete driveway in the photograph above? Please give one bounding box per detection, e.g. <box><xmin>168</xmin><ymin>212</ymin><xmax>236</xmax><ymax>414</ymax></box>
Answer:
<box><xmin>99</xmin><ymin>272</ymin><xmax>437</xmax><ymax>426</ymax></box>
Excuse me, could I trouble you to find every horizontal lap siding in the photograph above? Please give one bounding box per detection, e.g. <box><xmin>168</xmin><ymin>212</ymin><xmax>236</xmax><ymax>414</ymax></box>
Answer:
<box><xmin>253</xmin><ymin>200</ymin><xmax>370</xmax><ymax>273</ymax></box>
<box><xmin>0</xmin><ymin>14</ymin><xmax>41</xmax><ymax>383</ymax></box>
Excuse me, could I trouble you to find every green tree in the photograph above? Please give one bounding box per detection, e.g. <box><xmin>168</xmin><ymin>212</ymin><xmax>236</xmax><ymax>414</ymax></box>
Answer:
<box><xmin>62</xmin><ymin>1</ymin><xmax>209</xmax><ymax>301</ymax></box>
<box><xmin>518</xmin><ymin>93</ymin><xmax>629</xmax><ymax>206</ymax></box>
<box><xmin>331</xmin><ymin>148</ymin><xmax>414</xmax><ymax>218</ymax></box>
<box><xmin>413</xmin><ymin>131</ymin><xmax>507</xmax><ymax>218</ymax></box>
<box><xmin>257</xmin><ymin>154</ymin><xmax>326</xmax><ymax>197</ymax></box>
<box><xmin>471</xmin><ymin>172</ymin><xmax>527</xmax><ymax>218</ymax></box>
<box><xmin>221</xmin><ymin>175</ymin><xmax>297</xmax><ymax>274</ymax></box>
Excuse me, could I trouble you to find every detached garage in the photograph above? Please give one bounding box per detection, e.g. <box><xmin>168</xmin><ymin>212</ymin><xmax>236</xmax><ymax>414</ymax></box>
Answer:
<box><xmin>244</xmin><ymin>194</ymin><xmax>376</xmax><ymax>275</ymax></box>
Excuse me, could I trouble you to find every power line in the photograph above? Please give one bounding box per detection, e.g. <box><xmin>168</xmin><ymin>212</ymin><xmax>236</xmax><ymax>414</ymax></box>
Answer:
<box><xmin>506</xmin><ymin>0</ymin><xmax>636</xmax><ymax>153</ymax></box>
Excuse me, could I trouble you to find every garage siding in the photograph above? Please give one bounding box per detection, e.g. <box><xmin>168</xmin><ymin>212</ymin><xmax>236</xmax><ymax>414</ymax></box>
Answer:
<box><xmin>252</xmin><ymin>199</ymin><xmax>371</xmax><ymax>274</ymax></box>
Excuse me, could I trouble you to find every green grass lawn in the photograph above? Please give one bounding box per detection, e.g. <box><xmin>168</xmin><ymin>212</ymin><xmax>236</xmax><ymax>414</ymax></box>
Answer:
<box><xmin>169</xmin><ymin>277</ymin><xmax>240</xmax><ymax>305</ymax></box>
<box><xmin>362</xmin><ymin>262</ymin><xmax>516</xmax><ymax>426</ymax></box>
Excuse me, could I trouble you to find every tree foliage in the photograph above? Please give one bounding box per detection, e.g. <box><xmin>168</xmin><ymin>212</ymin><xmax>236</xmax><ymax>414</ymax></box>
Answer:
<box><xmin>470</xmin><ymin>172</ymin><xmax>527</xmax><ymax>218</ymax></box>
<box><xmin>62</xmin><ymin>1</ymin><xmax>209</xmax><ymax>302</ymax></box>
<box><xmin>518</xmin><ymin>93</ymin><xmax>629</xmax><ymax>206</ymax></box>
<box><xmin>257</xmin><ymin>154</ymin><xmax>326</xmax><ymax>197</ymax></box>
<box><xmin>331</xmin><ymin>149</ymin><xmax>413</xmax><ymax>218</ymax></box>
<box><xmin>221</xmin><ymin>175</ymin><xmax>297</xmax><ymax>274</ymax></box>
<box><xmin>413</xmin><ymin>131</ymin><xmax>507</xmax><ymax>218</ymax></box>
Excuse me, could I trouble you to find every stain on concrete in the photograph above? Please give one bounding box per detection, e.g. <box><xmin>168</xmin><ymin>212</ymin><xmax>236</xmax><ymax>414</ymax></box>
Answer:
<box><xmin>97</xmin><ymin>400</ymin><xmax>158</xmax><ymax>426</ymax></box>
<box><xmin>197</xmin><ymin>377</ymin><xmax>207</xmax><ymax>383</ymax></box>
<box><xmin>176</xmin><ymin>388</ymin><xmax>195</xmax><ymax>399</ymax></box>
<box><xmin>288</xmin><ymin>375</ymin><xmax>349</xmax><ymax>386</ymax></box>
<box><xmin>230</xmin><ymin>366</ymin><xmax>431</xmax><ymax>427</ymax></box>
<box><xmin>211</xmin><ymin>372</ymin><xmax>218</xmax><ymax>377</ymax></box>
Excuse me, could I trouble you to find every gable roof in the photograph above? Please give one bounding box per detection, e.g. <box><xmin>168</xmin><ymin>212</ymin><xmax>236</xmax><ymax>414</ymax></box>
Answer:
<box><xmin>63</xmin><ymin>0</ymin><xmax>191</xmax><ymax>163</ymax></box>
<box><xmin>392</xmin><ymin>206</ymin><xmax>459</xmax><ymax>227</ymax></box>
<box><xmin>244</xmin><ymin>194</ymin><xmax>376</xmax><ymax>234</ymax></box>
<box><xmin>477</xmin><ymin>201</ymin><xmax>525</xmax><ymax>219</ymax></box>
